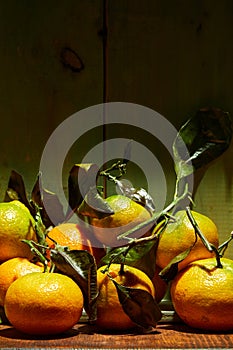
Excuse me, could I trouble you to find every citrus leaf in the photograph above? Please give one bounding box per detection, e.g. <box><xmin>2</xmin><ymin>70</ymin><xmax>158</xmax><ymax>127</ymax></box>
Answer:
<box><xmin>125</xmin><ymin>240</ymin><xmax>158</xmax><ymax>279</ymax></box>
<box><xmin>159</xmin><ymin>247</ymin><xmax>192</xmax><ymax>282</ymax></box>
<box><xmin>31</xmin><ymin>175</ymin><xmax>65</xmax><ymax>227</ymax></box>
<box><xmin>50</xmin><ymin>248</ymin><xmax>98</xmax><ymax>322</ymax></box>
<box><xmin>173</xmin><ymin>107</ymin><xmax>232</xmax><ymax>179</ymax></box>
<box><xmin>4</xmin><ymin>170</ymin><xmax>31</xmax><ymax>210</ymax></box>
<box><xmin>112</xmin><ymin>279</ymin><xmax>162</xmax><ymax>330</ymax></box>
<box><xmin>101</xmin><ymin>240</ymin><xmax>158</xmax><ymax>279</ymax></box>
<box><xmin>67</xmin><ymin>163</ymin><xmax>99</xmax><ymax>217</ymax></box>
<box><xmin>31</xmin><ymin>203</ymin><xmax>48</xmax><ymax>245</ymax></box>
<box><xmin>77</xmin><ymin>186</ymin><xmax>114</xmax><ymax>219</ymax></box>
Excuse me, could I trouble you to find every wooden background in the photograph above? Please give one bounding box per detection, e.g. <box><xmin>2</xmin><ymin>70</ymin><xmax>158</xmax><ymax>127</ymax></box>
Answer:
<box><xmin>0</xmin><ymin>0</ymin><xmax>232</xmax><ymax>258</ymax></box>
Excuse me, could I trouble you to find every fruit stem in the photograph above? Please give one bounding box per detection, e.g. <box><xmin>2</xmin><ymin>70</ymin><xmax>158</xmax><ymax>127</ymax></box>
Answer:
<box><xmin>21</xmin><ymin>239</ymin><xmax>49</xmax><ymax>272</ymax></box>
<box><xmin>185</xmin><ymin>207</ymin><xmax>223</xmax><ymax>269</ymax></box>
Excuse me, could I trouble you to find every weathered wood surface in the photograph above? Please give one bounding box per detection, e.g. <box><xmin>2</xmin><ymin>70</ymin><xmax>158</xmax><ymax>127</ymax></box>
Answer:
<box><xmin>0</xmin><ymin>322</ymin><xmax>232</xmax><ymax>349</ymax></box>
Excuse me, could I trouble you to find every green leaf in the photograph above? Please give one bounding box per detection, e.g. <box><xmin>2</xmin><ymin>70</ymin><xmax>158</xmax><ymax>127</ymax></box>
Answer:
<box><xmin>31</xmin><ymin>203</ymin><xmax>47</xmax><ymax>245</ymax></box>
<box><xmin>101</xmin><ymin>239</ymin><xmax>158</xmax><ymax>279</ymax></box>
<box><xmin>50</xmin><ymin>249</ymin><xmax>98</xmax><ymax>323</ymax></box>
<box><xmin>173</xmin><ymin>107</ymin><xmax>232</xmax><ymax>179</ymax></box>
<box><xmin>112</xmin><ymin>279</ymin><xmax>162</xmax><ymax>330</ymax></box>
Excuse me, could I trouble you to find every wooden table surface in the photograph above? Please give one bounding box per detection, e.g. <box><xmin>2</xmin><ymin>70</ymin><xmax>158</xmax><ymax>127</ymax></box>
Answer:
<box><xmin>0</xmin><ymin>321</ymin><xmax>232</xmax><ymax>349</ymax></box>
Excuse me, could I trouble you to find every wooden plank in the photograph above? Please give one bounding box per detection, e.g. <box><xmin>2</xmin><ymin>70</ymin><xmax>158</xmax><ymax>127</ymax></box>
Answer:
<box><xmin>0</xmin><ymin>1</ymin><xmax>103</xmax><ymax>200</ymax></box>
<box><xmin>0</xmin><ymin>323</ymin><xmax>232</xmax><ymax>349</ymax></box>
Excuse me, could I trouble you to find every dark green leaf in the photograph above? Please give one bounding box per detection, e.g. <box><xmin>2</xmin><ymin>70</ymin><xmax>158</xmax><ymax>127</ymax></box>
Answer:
<box><xmin>4</xmin><ymin>170</ymin><xmax>31</xmax><ymax>210</ymax></box>
<box><xmin>31</xmin><ymin>175</ymin><xmax>65</xmax><ymax>227</ymax></box>
<box><xmin>77</xmin><ymin>186</ymin><xmax>114</xmax><ymax>219</ymax></box>
<box><xmin>67</xmin><ymin>163</ymin><xmax>99</xmax><ymax>218</ymax></box>
<box><xmin>50</xmin><ymin>249</ymin><xmax>98</xmax><ymax>322</ymax></box>
<box><xmin>173</xmin><ymin>107</ymin><xmax>232</xmax><ymax>179</ymax></box>
<box><xmin>112</xmin><ymin>279</ymin><xmax>162</xmax><ymax>330</ymax></box>
<box><xmin>159</xmin><ymin>247</ymin><xmax>192</xmax><ymax>282</ymax></box>
<box><xmin>30</xmin><ymin>202</ymin><xmax>47</xmax><ymax>245</ymax></box>
<box><xmin>101</xmin><ymin>239</ymin><xmax>158</xmax><ymax>279</ymax></box>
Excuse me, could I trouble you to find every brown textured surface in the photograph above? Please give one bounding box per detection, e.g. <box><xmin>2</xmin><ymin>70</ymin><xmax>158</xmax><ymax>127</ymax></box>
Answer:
<box><xmin>0</xmin><ymin>322</ymin><xmax>232</xmax><ymax>349</ymax></box>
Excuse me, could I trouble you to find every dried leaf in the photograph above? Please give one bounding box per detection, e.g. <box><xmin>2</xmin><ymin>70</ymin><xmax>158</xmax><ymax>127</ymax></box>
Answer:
<box><xmin>116</xmin><ymin>181</ymin><xmax>155</xmax><ymax>214</ymax></box>
<box><xmin>50</xmin><ymin>249</ymin><xmax>98</xmax><ymax>322</ymax></box>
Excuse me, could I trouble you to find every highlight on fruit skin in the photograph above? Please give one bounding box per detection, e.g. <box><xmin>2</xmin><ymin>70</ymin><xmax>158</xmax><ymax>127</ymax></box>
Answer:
<box><xmin>156</xmin><ymin>210</ymin><xmax>219</xmax><ymax>271</ymax></box>
<box><xmin>0</xmin><ymin>200</ymin><xmax>37</xmax><ymax>262</ymax></box>
<box><xmin>170</xmin><ymin>257</ymin><xmax>233</xmax><ymax>331</ymax></box>
<box><xmin>4</xmin><ymin>272</ymin><xmax>84</xmax><ymax>335</ymax></box>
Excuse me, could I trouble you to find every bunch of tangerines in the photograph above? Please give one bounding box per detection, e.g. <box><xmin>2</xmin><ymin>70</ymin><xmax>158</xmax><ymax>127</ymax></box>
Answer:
<box><xmin>0</xmin><ymin>190</ymin><xmax>233</xmax><ymax>336</ymax></box>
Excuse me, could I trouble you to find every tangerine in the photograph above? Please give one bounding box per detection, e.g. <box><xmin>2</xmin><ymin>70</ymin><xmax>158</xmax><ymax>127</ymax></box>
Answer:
<box><xmin>4</xmin><ymin>272</ymin><xmax>84</xmax><ymax>335</ymax></box>
<box><xmin>170</xmin><ymin>257</ymin><xmax>233</xmax><ymax>331</ymax></box>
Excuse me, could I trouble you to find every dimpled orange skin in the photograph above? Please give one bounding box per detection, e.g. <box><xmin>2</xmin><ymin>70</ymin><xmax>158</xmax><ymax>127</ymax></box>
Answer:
<box><xmin>0</xmin><ymin>257</ymin><xmax>43</xmax><ymax>306</ymax></box>
<box><xmin>156</xmin><ymin>210</ymin><xmax>219</xmax><ymax>271</ymax></box>
<box><xmin>170</xmin><ymin>258</ymin><xmax>233</xmax><ymax>331</ymax></box>
<box><xmin>4</xmin><ymin>272</ymin><xmax>84</xmax><ymax>335</ymax></box>
<box><xmin>96</xmin><ymin>264</ymin><xmax>155</xmax><ymax>330</ymax></box>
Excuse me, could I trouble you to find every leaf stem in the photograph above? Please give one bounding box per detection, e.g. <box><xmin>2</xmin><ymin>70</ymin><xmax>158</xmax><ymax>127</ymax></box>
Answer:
<box><xmin>185</xmin><ymin>207</ymin><xmax>223</xmax><ymax>268</ymax></box>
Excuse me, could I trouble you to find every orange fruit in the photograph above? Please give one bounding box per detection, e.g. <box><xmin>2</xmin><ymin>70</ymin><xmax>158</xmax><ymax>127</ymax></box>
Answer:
<box><xmin>0</xmin><ymin>257</ymin><xmax>44</xmax><ymax>306</ymax></box>
<box><xmin>0</xmin><ymin>200</ymin><xmax>37</xmax><ymax>262</ymax></box>
<box><xmin>96</xmin><ymin>263</ymin><xmax>155</xmax><ymax>330</ymax></box>
<box><xmin>4</xmin><ymin>272</ymin><xmax>84</xmax><ymax>335</ymax></box>
<box><xmin>46</xmin><ymin>222</ymin><xmax>105</xmax><ymax>265</ymax></box>
<box><xmin>170</xmin><ymin>258</ymin><xmax>233</xmax><ymax>331</ymax></box>
<box><xmin>156</xmin><ymin>210</ymin><xmax>219</xmax><ymax>271</ymax></box>
<box><xmin>151</xmin><ymin>265</ymin><xmax>168</xmax><ymax>303</ymax></box>
<box><xmin>91</xmin><ymin>195</ymin><xmax>151</xmax><ymax>248</ymax></box>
